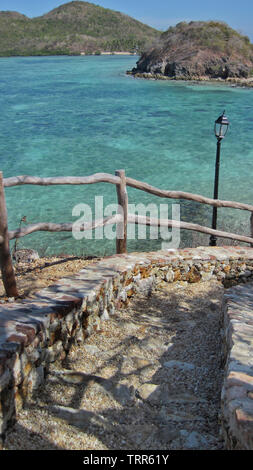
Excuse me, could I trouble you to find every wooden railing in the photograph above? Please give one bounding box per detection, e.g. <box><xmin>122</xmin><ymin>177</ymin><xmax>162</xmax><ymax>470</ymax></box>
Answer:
<box><xmin>1</xmin><ymin>169</ymin><xmax>253</xmax><ymax>297</ymax></box>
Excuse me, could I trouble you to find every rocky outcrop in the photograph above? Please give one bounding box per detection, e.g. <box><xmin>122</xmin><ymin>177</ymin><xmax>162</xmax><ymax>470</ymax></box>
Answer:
<box><xmin>12</xmin><ymin>249</ymin><xmax>39</xmax><ymax>264</ymax></box>
<box><xmin>130</xmin><ymin>21</ymin><xmax>253</xmax><ymax>81</ymax></box>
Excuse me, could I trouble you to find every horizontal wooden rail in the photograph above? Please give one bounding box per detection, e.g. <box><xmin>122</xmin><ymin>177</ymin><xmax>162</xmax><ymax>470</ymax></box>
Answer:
<box><xmin>4</xmin><ymin>173</ymin><xmax>253</xmax><ymax>212</ymax></box>
<box><xmin>3</xmin><ymin>173</ymin><xmax>120</xmax><ymax>187</ymax></box>
<box><xmin>7</xmin><ymin>213</ymin><xmax>253</xmax><ymax>246</ymax></box>
<box><xmin>128</xmin><ymin>214</ymin><xmax>253</xmax><ymax>245</ymax></box>
<box><xmin>126</xmin><ymin>177</ymin><xmax>253</xmax><ymax>212</ymax></box>
<box><xmin>8</xmin><ymin>215</ymin><xmax>122</xmax><ymax>240</ymax></box>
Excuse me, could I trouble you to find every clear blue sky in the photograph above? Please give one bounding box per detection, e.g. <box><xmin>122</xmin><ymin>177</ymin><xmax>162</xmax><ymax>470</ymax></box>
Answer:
<box><xmin>1</xmin><ymin>0</ymin><xmax>253</xmax><ymax>40</ymax></box>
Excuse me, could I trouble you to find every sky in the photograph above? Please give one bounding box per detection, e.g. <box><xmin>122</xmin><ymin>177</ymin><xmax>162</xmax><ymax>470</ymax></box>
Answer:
<box><xmin>1</xmin><ymin>0</ymin><xmax>253</xmax><ymax>40</ymax></box>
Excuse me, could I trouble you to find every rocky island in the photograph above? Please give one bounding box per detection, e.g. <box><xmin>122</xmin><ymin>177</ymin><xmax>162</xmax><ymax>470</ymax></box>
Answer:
<box><xmin>0</xmin><ymin>1</ymin><xmax>159</xmax><ymax>56</ymax></box>
<box><xmin>129</xmin><ymin>21</ymin><xmax>253</xmax><ymax>86</ymax></box>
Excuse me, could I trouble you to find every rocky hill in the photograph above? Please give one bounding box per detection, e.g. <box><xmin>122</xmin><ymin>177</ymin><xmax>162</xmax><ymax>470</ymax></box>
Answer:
<box><xmin>0</xmin><ymin>1</ymin><xmax>159</xmax><ymax>56</ymax></box>
<box><xmin>130</xmin><ymin>21</ymin><xmax>253</xmax><ymax>81</ymax></box>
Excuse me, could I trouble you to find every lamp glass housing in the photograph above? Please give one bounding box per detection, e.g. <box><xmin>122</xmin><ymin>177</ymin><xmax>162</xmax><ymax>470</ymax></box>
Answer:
<box><xmin>214</xmin><ymin>112</ymin><xmax>229</xmax><ymax>139</ymax></box>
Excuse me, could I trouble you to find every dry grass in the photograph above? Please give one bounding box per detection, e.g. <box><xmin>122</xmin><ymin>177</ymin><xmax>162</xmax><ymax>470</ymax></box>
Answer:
<box><xmin>0</xmin><ymin>255</ymin><xmax>99</xmax><ymax>301</ymax></box>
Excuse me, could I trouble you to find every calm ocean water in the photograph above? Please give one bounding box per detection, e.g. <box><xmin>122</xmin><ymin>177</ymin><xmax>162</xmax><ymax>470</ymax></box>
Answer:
<box><xmin>0</xmin><ymin>55</ymin><xmax>252</xmax><ymax>256</ymax></box>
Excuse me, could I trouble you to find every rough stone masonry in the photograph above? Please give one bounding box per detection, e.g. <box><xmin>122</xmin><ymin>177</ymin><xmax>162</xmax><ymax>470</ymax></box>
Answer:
<box><xmin>0</xmin><ymin>246</ymin><xmax>253</xmax><ymax>449</ymax></box>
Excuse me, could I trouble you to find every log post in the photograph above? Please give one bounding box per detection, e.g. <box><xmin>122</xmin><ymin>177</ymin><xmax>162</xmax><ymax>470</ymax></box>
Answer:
<box><xmin>115</xmin><ymin>169</ymin><xmax>128</xmax><ymax>254</ymax></box>
<box><xmin>0</xmin><ymin>172</ymin><xmax>18</xmax><ymax>297</ymax></box>
<box><xmin>251</xmin><ymin>212</ymin><xmax>253</xmax><ymax>248</ymax></box>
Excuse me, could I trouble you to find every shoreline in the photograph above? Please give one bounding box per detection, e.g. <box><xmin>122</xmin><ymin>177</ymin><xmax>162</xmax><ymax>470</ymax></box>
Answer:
<box><xmin>126</xmin><ymin>70</ymin><xmax>253</xmax><ymax>88</ymax></box>
<box><xmin>0</xmin><ymin>52</ymin><xmax>138</xmax><ymax>59</ymax></box>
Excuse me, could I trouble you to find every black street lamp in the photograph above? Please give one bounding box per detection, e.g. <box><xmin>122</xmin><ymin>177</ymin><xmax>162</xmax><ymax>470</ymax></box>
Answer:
<box><xmin>209</xmin><ymin>111</ymin><xmax>230</xmax><ymax>246</ymax></box>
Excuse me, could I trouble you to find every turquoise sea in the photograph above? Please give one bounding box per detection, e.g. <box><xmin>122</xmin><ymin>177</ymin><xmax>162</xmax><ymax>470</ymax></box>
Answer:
<box><xmin>0</xmin><ymin>55</ymin><xmax>253</xmax><ymax>256</ymax></box>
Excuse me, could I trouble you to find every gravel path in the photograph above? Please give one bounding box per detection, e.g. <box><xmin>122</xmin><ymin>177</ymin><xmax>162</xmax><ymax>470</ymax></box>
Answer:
<box><xmin>4</xmin><ymin>279</ymin><xmax>225</xmax><ymax>450</ymax></box>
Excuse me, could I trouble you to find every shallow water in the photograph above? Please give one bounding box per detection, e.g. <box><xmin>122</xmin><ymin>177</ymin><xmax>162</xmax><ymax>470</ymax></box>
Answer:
<box><xmin>0</xmin><ymin>55</ymin><xmax>252</xmax><ymax>256</ymax></box>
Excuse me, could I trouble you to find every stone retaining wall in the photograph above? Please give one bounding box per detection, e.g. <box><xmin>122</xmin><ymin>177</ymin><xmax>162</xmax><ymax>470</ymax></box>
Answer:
<box><xmin>221</xmin><ymin>283</ymin><xmax>253</xmax><ymax>449</ymax></box>
<box><xmin>1</xmin><ymin>246</ymin><xmax>253</xmax><ymax>449</ymax></box>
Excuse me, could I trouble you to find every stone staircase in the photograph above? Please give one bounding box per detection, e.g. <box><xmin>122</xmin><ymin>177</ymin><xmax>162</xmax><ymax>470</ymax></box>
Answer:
<box><xmin>4</xmin><ymin>279</ymin><xmax>225</xmax><ymax>450</ymax></box>
<box><xmin>1</xmin><ymin>246</ymin><xmax>253</xmax><ymax>449</ymax></box>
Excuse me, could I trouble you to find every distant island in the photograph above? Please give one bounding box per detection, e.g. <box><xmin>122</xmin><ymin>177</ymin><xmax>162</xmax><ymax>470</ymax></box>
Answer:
<box><xmin>129</xmin><ymin>21</ymin><xmax>253</xmax><ymax>86</ymax></box>
<box><xmin>0</xmin><ymin>1</ymin><xmax>159</xmax><ymax>56</ymax></box>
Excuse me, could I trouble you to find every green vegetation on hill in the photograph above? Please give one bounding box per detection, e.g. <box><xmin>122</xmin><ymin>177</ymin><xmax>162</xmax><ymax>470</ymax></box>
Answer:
<box><xmin>161</xmin><ymin>21</ymin><xmax>252</xmax><ymax>58</ymax></box>
<box><xmin>0</xmin><ymin>1</ymin><xmax>160</xmax><ymax>56</ymax></box>
<box><xmin>132</xmin><ymin>21</ymin><xmax>253</xmax><ymax>80</ymax></box>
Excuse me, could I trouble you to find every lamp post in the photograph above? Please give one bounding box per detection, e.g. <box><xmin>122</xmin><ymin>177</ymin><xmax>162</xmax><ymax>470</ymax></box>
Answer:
<box><xmin>209</xmin><ymin>110</ymin><xmax>229</xmax><ymax>246</ymax></box>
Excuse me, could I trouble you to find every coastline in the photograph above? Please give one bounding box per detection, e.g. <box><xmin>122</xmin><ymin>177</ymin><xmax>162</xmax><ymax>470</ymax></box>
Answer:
<box><xmin>126</xmin><ymin>70</ymin><xmax>253</xmax><ymax>88</ymax></box>
<box><xmin>0</xmin><ymin>52</ymin><xmax>138</xmax><ymax>58</ymax></box>
<box><xmin>80</xmin><ymin>51</ymin><xmax>138</xmax><ymax>56</ymax></box>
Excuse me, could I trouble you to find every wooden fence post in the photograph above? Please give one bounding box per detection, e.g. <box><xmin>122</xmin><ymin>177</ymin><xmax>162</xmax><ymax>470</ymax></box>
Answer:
<box><xmin>251</xmin><ymin>212</ymin><xmax>253</xmax><ymax>248</ymax></box>
<box><xmin>0</xmin><ymin>172</ymin><xmax>18</xmax><ymax>297</ymax></box>
<box><xmin>115</xmin><ymin>169</ymin><xmax>128</xmax><ymax>254</ymax></box>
